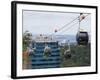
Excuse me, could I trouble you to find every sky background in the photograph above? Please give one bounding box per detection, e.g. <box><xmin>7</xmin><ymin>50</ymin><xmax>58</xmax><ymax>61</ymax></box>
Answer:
<box><xmin>23</xmin><ymin>10</ymin><xmax>91</xmax><ymax>36</ymax></box>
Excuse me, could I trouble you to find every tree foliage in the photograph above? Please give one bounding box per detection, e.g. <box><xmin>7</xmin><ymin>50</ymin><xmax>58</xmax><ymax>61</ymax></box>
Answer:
<box><xmin>23</xmin><ymin>30</ymin><xmax>32</xmax><ymax>51</ymax></box>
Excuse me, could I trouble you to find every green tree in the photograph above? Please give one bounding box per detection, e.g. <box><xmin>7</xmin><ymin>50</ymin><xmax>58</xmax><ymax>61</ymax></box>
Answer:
<box><xmin>23</xmin><ymin>30</ymin><xmax>32</xmax><ymax>51</ymax></box>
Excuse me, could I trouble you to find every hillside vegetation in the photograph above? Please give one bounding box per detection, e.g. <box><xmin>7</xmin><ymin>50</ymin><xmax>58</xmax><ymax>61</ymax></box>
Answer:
<box><xmin>60</xmin><ymin>44</ymin><xmax>91</xmax><ymax>67</ymax></box>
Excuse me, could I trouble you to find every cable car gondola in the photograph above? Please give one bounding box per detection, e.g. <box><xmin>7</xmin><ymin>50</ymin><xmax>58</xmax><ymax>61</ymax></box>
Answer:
<box><xmin>76</xmin><ymin>13</ymin><xmax>89</xmax><ymax>45</ymax></box>
<box><xmin>76</xmin><ymin>31</ymin><xmax>89</xmax><ymax>45</ymax></box>
<box><xmin>64</xmin><ymin>49</ymin><xmax>71</xmax><ymax>59</ymax></box>
<box><xmin>63</xmin><ymin>40</ymin><xmax>71</xmax><ymax>59</ymax></box>
<box><xmin>44</xmin><ymin>45</ymin><xmax>51</xmax><ymax>58</ymax></box>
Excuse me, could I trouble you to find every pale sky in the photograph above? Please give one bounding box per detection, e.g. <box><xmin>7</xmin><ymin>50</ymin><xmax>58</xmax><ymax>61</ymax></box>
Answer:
<box><xmin>23</xmin><ymin>10</ymin><xmax>91</xmax><ymax>35</ymax></box>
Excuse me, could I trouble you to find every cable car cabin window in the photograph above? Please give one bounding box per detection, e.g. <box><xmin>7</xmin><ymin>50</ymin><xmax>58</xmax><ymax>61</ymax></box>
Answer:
<box><xmin>79</xmin><ymin>32</ymin><xmax>88</xmax><ymax>38</ymax></box>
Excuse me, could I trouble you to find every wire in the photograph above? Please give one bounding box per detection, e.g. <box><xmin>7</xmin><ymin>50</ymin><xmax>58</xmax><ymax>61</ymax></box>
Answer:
<box><xmin>55</xmin><ymin>13</ymin><xmax>90</xmax><ymax>34</ymax></box>
<box><xmin>49</xmin><ymin>13</ymin><xmax>90</xmax><ymax>37</ymax></box>
<box><xmin>57</xmin><ymin>17</ymin><xmax>78</xmax><ymax>32</ymax></box>
<box><xmin>56</xmin><ymin>21</ymin><xmax>79</xmax><ymax>34</ymax></box>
